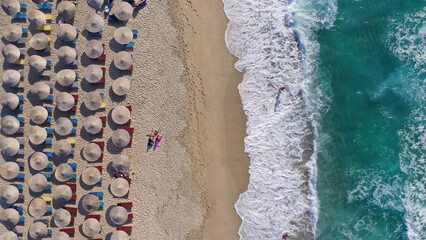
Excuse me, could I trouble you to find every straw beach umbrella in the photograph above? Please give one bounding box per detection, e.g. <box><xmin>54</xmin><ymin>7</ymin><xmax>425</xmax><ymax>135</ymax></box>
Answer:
<box><xmin>85</xmin><ymin>14</ymin><xmax>104</xmax><ymax>33</ymax></box>
<box><xmin>55</xmin><ymin>163</ymin><xmax>73</xmax><ymax>182</ymax></box>
<box><xmin>30</xmin><ymin>82</ymin><xmax>50</xmax><ymax>100</ymax></box>
<box><xmin>111</xmin><ymin>230</ymin><xmax>130</xmax><ymax>240</ymax></box>
<box><xmin>109</xmin><ymin>206</ymin><xmax>128</xmax><ymax>225</ymax></box>
<box><xmin>1</xmin><ymin>0</ymin><xmax>19</xmax><ymax>15</ymax></box>
<box><xmin>84</xmin><ymin>64</ymin><xmax>103</xmax><ymax>83</ymax></box>
<box><xmin>110</xmin><ymin>178</ymin><xmax>130</xmax><ymax>197</ymax></box>
<box><xmin>84</xmin><ymin>116</ymin><xmax>102</xmax><ymax>134</ymax></box>
<box><xmin>29</xmin><ymin>197</ymin><xmax>48</xmax><ymax>218</ymax></box>
<box><xmin>28</xmin><ymin>55</ymin><xmax>47</xmax><ymax>72</ymax></box>
<box><xmin>58</xmin><ymin>46</ymin><xmax>77</xmax><ymax>64</ymax></box>
<box><xmin>30</xmin><ymin>106</ymin><xmax>48</xmax><ymax>124</ymax></box>
<box><xmin>29</xmin><ymin>126</ymin><xmax>47</xmax><ymax>145</ymax></box>
<box><xmin>0</xmin><ymin>162</ymin><xmax>19</xmax><ymax>180</ymax></box>
<box><xmin>55</xmin><ymin>117</ymin><xmax>73</xmax><ymax>136</ymax></box>
<box><xmin>114</xmin><ymin>51</ymin><xmax>133</xmax><ymax>70</ymax></box>
<box><xmin>0</xmin><ymin>138</ymin><xmax>20</xmax><ymax>156</ymax></box>
<box><xmin>83</xmin><ymin>143</ymin><xmax>102</xmax><ymax>162</ymax></box>
<box><xmin>0</xmin><ymin>208</ymin><xmax>19</xmax><ymax>225</ymax></box>
<box><xmin>111</xmin><ymin>106</ymin><xmax>131</xmax><ymax>125</ymax></box>
<box><xmin>28</xmin><ymin>10</ymin><xmax>46</xmax><ymax>28</ymax></box>
<box><xmin>53</xmin><ymin>209</ymin><xmax>71</xmax><ymax>228</ymax></box>
<box><xmin>3</xmin><ymin>24</ymin><xmax>22</xmax><ymax>42</ymax></box>
<box><xmin>53</xmin><ymin>140</ymin><xmax>72</xmax><ymax>157</ymax></box>
<box><xmin>29</xmin><ymin>222</ymin><xmax>48</xmax><ymax>239</ymax></box>
<box><xmin>112</xmin><ymin>155</ymin><xmax>130</xmax><ymax>172</ymax></box>
<box><xmin>2</xmin><ymin>69</ymin><xmax>21</xmax><ymax>87</ymax></box>
<box><xmin>1</xmin><ymin>115</ymin><xmax>20</xmax><ymax>135</ymax></box>
<box><xmin>2</xmin><ymin>44</ymin><xmax>20</xmax><ymax>63</ymax></box>
<box><xmin>85</xmin><ymin>40</ymin><xmax>103</xmax><ymax>59</ymax></box>
<box><xmin>0</xmin><ymin>185</ymin><xmax>19</xmax><ymax>204</ymax></box>
<box><xmin>112</xmin><ymin>129</ymin><xmax>130</xmax><ymax>148</ymax></box>
<box><xmin>82</xmin><ymin>218</ymin><xmax>101</xmax><ymax>238</ymax></box>
<box><xmin>52</xmin><ymin>232</ymin><xmax>70</xmax><ymax>240</ymax></box>
<box><xmin>0</xmin><ymin>231</ymin><xmax>18</xmax><ymax>240</ymax></box>
<box><xmin>29</xmin><ymin>174</ymin><xmax>48</xmax><ymax>192</ymax></box>
<box><xmin>86</xmin><ymin>0</ymin><xmax>103</xmax><ymax>10</ymax></box>
<box><xmin>84</xmin><ymin>92</ymin><xmax>102</xmax><ymax>111</ymax></box>
<box><xmin>82</xmin><ymin>167</ymin><xmax>101</xmax><ymax>185</ymax></box>
<box><xmin>56</xmin><ymin>92</ymin><xmax>75</xmax><ymax>112</ymax></box>
<box><xmin>81</xmin><ymin>194</ymin><xmax>100</xmax><ymax>213</ymax></box>
<box><xmin>114</xmin><ymin>27</ymin><xmax>133</xmax><ymax>45</ymax></box>
<box><xmin>57</xmin><ymin>69</ymin><xmax>76</xmax><ymax>86</ymax></box>
<box><xmin>58</xmin><ymin>24</ymin><xmax>77</xmax><ymax>43</ymax></box>
<box><xmin>57</xmin><ymin>1</ymin><xmax>75</xmax><ymax>20</ymax></box>
<box><xmin>112</xmin><ymin>77</ymin><xmax>131</xmax><ymax>96</ymax></box>
<box><xmin>52</xmin><ymin>185</ymin><xmax>72</xmax><ymax>202</ymax></box>
<box><xmin>30</xmin><ymin>32</ymin><xmax>49</xmax><ymax>50</ymax></box>
<box><xmin>114</xmin><ymin>1</ymin><xmax>132</xmax><ymax>21</ymax></box>
<box><xmin>1</xmin><ymin>93</ymin><xmax>19</xmax><ymax>110</ymax></box>
<box><xmin>30</xmin><ymin>152</ymin><xmax>48</xmax><ymax>171</ymax></box>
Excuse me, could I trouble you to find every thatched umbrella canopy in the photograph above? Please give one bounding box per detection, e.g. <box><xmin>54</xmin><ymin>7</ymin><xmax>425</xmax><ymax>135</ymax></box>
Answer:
<box><xmin>84</xmin><ymin>64</ymin><xmax>103</xmax><ymax>83</ymax></box>
<box><xmin>0</xmin><ymin>162</ymin><xmax>19</xmax><ymax>180</ymax></box>
<box><xmin>114</xmin><ymin>1</ymin><xmax>132</xmax><ymax>21</ymax></box>
<box><xmin>2</xmin><ymin>44</ymin><xmax>20</xmax><ymax>63</ymax></box>
<box><xmin>1</xmin><ymin>93</ymin><xmax>19</xmax><ymax>110</ymax></box>
<box><xmin>57</xmin><ymin>69</ymin><xmax>76</xmax><ymax>86</ymax></box>
<box><xmin>56</xmin><ymin>92</ymin><xmax>75</xmax><ymax>112</ymax></box>
<box><xmin>55</xmin><ymin>117</ymin><xmax>73</xmax><ymax>136</ymax></box>
<box><xmin>82</xmin><ymin>167</ymin><xmax>101</xmax><ymax>185</ymax></box>
<box><xmin>30</xmin><ymin>82</ymin><xmax>50</xmax><ymax>100</ymax></box>
<box><xmin>0</xmin><ymin>185</ymin><xmax>19</xmax><ymax>204</ymax></box>
<box><xmin>83</xmin><ymin>116</ymin><xmax>102</xmax><ymax>134</ymax></box>
<box><xmin>85</xmin><ymin>13</ymin><xmax>104</xmax><ymax>33</ymax></box>
<box><xmin>53</xmin><ymin>139</ymin><xmax>72</xmax><ymax>157</ymax></box>
<box><xmin>0</xmin><ymin>208</ymin><xmax>19</xmax><ymax>226</ymax></box>
<box><xmin>82</xmin><ymin>218</ymin><xmax>101</xmax><ymax>238</ymax></box>
<box><xmin>111</xmin><ymin>106</ymin><xmax>131</xmax><ymax>125</ymax></box>
<box><xmin>28</xmin><ymin>55</ymin><xmax>47</xmax><ymax>72</ymax></box>
<box><xmin>54</xmin><ymin>163</ymin><xmax>73</xmax><ymax>182</ymax></box>
<box><xmin>112</xmin><ymin>155</ymin><xmax>130</xmax><ymax>172</ymax></box>
<box><xmin>81</xmin><ymin>194</ymin><xmax>100</xmax><ymax>213</ymax></box>
<box><xmin>29</xmin><ymin>126</ymin><xmax>47</xmax><ymax>145</ymax></box>
<box><xmin>114</xmin><ymin>51</ymin><xmax>133</xmax><ymax>70</ymax></box>
<box><xmin>0</xmin><ymin>231</ymin><xmax>18</xmax><ymax>240</ymax></box>
<box><xmin>30</xmin><ymin>106</ymin><xmax>48</xmax><ymax>124</ymax></box>
<box><xmin>85</xmin><ymin>40</ymin><xmax>103</xmax><ymax>59</ymax></box>
<box><xmin>30</xmin><ymin>32</ymin><xmax>49</xmax><ymax>50</ymax></box>
<box><xmin>30</xmin><ymin>152</ymin><xmax>49</xmax><ymax>171</ymax></box>
<box><xmin>0</xmin><ymin>138</ymin><xmax>20</xmax><ymax>156</ymax></box>
<box><xmin>58</xmin><ymin>46</ymin><xmax>77</xmax><ymax>64</ymax></box>
<box><xmin>83</xmin><ymin>143</ymin><xmax>101</xmax><ymax>162</ymax></box>
<box><xmin>84</xmin><ymin>92</ymin><xmax>102</xmax><ymax>111</ymax></box>
<box><xmin>57</xmin><ymin>1</ymin><xmax>76</xmax><ymax>20</ymax></box>
<box><xmin>3</xmin><ymin>24</ymin><xmax>22</xmax><ymax>42</ymax></box>
<box><xmin>111</xmin><ymin>230</ymin><xmax>130</xmax><ymax>240</ymax></box>
<box><xmin>112</xmin><ymin>77</ymin><xmax>130</xmax><ymax>96</ymax></box>
<box><xmin>28</xmin><ymin>197</ymin><xmax>48</xmax><ymax>218</ymax></box>
<box><xmin>28</xmin><ymin>174</ymin><xmax>48</xmax><ymax>192</ymax></box>
<box><xmin>110</xmin><ymin>178</ymin><xmax>130</xmax><ymax>197</ymax></box>
<box><xmin>53</xmin><ymin>208</ymin><xmax>71</xmax><ymax>228</ymax></box>
<box><xmin>1</xmin><ymin>115</ymin><xmax>20</xmax><ymax>135</ymax></box>
<box><xmin>29</xmin><ymin>222</ymin><xmax>48</xmax><ymax>239</ymax></box>
<box><xmin>2</xmin><ymin>69</ymin><xmax>21</xmax><ymax>87</ymax></box>
<box><xmin>58</xmin><ymin>24</ymin><xmax>77</xmax><ymax>42</ymax></box>
<box><xmin>28</xmin><ymin>10</ymin><xmax>46</xmax><ymax>28</ymax></box>
<box><xmin>111</xmin><ymin>129</ymin><xmax>130</xmax><ymax>148</ymax></box>
<box><xmin>51</xmin><ymin>232</ymin><xmax>70</xmax><ymax>240</ymax></box>
<box><xmin>52</xmin><ymin>185</ymin><xmax>72</xmax><ymax>202</ymax></box>
<box><xmin>114</xmin><ymin>27</ymin><xmax>133</xmax><ymax>45</ymax></box>
<box><xmin>109</xmin><ymin>206</ymin><xmax>128</xmax><ymax>225</ymax></box>
<box><xmin>1</xmin><ymin>0</ymin><xmax>19</xmax><ymax>15</ymax></box>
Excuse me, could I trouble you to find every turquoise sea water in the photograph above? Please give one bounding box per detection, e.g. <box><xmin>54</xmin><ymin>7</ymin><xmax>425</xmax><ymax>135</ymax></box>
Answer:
<box><xmin>313</xmin><ymin>1</ymin><xmax>425</xmax><ymax>239</ymax></box>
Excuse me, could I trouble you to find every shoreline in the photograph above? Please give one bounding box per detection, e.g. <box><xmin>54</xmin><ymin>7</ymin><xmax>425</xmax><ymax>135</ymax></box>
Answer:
<box><xmin>168</xmin><ymin>0</ymin><xmax>250</xmax><ymax>239</ymax></box>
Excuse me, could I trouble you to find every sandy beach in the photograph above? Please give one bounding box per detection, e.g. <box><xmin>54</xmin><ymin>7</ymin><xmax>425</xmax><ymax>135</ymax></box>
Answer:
<box><xmin>1</xmin><ymin>0</ymin><xmax>248</xmax><ymax>239</ymax></box>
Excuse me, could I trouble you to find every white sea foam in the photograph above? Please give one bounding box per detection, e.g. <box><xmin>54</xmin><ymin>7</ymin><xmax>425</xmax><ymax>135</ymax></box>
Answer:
<box><xmin>388</xmin><ymin>8</ymin><xmax>426</xmax><ymax>240</ymax></box>
<box><xmin>222</xmin><ymin>0</ymin><xmax>336</xmax><ymax>238</ymax></box>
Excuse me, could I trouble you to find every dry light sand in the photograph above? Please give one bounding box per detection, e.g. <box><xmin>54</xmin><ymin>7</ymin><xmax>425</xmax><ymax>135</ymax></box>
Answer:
<box><xmin>0</xmin><ymin>0</ymin><xmax>248</xmax><ymax>239</ymax></box>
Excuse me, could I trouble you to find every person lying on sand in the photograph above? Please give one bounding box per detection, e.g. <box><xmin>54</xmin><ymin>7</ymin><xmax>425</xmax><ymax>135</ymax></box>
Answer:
<box><xmin>147</xmin><ymin>129</ymin><xmax>155</xmax><ymax>146</ymax></box>
<box><xmin>134</xmin><ymin>0</ymin><xmax>147</xmax><ymax>8</ymax></box>
<box><xmin>154</xmin><ymin>129</ymin><xmax>162</xmax><ymax>147</ymax></box>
